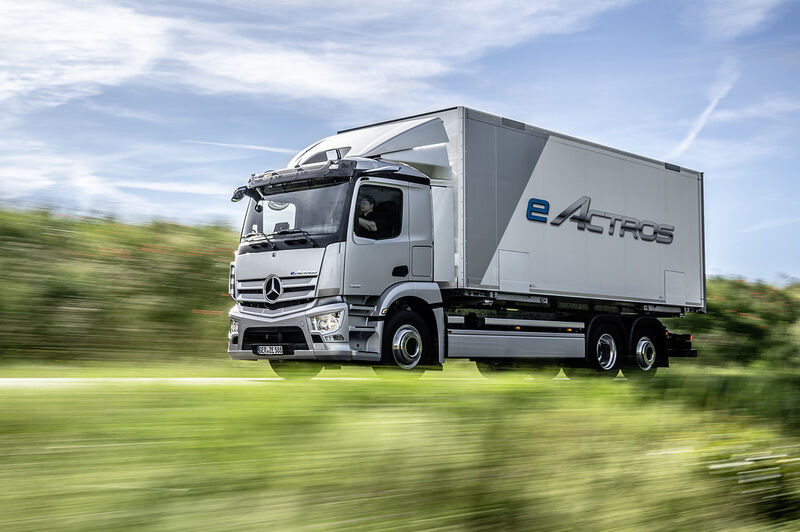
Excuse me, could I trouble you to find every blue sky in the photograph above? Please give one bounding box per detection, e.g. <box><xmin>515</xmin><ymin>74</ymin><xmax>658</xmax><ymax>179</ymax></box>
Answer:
<box><xmin>1</xmin><ymin>0</ymin><xmax>798</xmax><ymax>281</ymax></box>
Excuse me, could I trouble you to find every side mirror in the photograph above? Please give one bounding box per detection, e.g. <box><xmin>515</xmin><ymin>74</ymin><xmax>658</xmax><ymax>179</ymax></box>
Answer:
<box><xmin>231</xmin><ymin>186</ymin><xmax>247</xmax><ymax>202</ymax></box>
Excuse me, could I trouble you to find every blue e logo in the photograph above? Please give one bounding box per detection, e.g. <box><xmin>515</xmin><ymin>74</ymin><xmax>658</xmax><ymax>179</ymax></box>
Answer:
<box><xmin>526</xmin><ymin>198</ymin><xmax>549</xmax><ymax>223</ymax></box>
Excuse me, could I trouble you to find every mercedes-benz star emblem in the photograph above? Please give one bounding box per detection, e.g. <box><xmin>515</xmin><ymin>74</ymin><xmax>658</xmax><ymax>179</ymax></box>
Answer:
<box><xmin>263</xmin><ymin>275</ymin><xmax>283</xmax><ymax>303</ymax></box>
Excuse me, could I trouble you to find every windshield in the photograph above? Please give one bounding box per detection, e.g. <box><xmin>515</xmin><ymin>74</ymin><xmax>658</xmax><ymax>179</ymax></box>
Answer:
<box><xmin>241</xmin><ymin>182</ymin><xmax>350</xmax><ymax>241</ymax></box>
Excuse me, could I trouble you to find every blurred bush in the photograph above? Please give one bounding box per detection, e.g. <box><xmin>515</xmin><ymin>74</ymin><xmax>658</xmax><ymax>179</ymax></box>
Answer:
<box><xmin>0</xmin><ymin>208</ymin><xmax>236</xmax><ymax>361</ymax></box>
<box><xmin>1</xmin><ymin>208</ymin><xmax>798</xmax><ymax>365</ymax></box>
<box><xmin>666</xmin><ymin>277</ymin><xmax>800</xmax><ymax>367</ymax></box>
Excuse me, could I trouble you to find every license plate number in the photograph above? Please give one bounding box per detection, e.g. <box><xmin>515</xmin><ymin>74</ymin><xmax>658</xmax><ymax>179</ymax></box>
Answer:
<box><xmin>257</xmin><ymin>345</ymin><xmax>283</xmax><ymax>355</ymax></box>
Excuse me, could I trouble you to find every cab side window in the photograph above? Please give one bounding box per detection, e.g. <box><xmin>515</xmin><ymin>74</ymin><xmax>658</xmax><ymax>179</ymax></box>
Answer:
<box><xmin>354</xmin><ymin>185</ymin><xmax>403</xmax><ymax>240</ymax></box>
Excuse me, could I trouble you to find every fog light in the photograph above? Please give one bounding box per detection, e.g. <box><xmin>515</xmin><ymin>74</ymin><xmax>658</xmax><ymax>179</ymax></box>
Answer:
<box><xmin>310</xmin><ymin>311</ymin><xmax>342</xmax><ymax>333</ymax></box>
<box><xmin>229</xmin><ymin>318</ymin><xmax>239</xmax><ymax>335</ymax></box>
<box><xmin>324</xmin><ymin>334</ymin><xmax>346</xmax><ymax>342</ymax></box>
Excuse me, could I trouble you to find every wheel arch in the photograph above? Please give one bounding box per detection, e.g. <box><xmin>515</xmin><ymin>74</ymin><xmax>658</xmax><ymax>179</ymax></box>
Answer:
<box><xmin>385</xmin><ymin>297</ymin><xmax>440</xmax><ymax>364</ymax></box>
<box><xmin>375</xmin><ymin>282</ymin><xmax>444</xmax><ymax>364</ymax></box>
<box><xmin>585</xmin><ymin>314</ymin><xmax>627</xmax><ymax>362</ymax></box>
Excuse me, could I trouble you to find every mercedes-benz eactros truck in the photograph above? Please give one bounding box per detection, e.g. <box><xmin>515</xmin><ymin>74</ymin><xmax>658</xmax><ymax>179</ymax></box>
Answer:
<box><xmin>227</xmin><ymin>107</ymin><xmax>702</xmax><ymax>378</ymax></box>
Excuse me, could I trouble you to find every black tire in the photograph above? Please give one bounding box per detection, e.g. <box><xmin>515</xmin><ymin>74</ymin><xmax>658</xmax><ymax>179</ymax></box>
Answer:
<box><xmin>580</xmin><ymin>322</ymin><xmax>624</xmax><ymax>376</ymax></box>
<box><xmin>624</xmin><ymin>327</ymin><xmax>660</xmax><ymax>379</ymax></box>
<box><xmin>380</xmin><ymin>310</ymin><xmax>431</xmax><ymax>371</ymax></box>
<box><xmin>269</xmin><ymin>360</ymin><xmax>321</xmax><ymax>380</ymax></box>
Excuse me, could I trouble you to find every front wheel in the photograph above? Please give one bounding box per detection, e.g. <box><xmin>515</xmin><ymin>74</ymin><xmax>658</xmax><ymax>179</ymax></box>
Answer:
<box><xmin>380</xmin><ymin>310</ymin><xmax>431</xmax><ymax>371</ymax></box>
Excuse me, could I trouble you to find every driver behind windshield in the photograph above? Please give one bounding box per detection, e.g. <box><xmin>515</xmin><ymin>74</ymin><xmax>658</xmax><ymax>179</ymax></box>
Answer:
<box><xmin>357</xmin><ymin>194</ymin><xmax>380</xmax><ymax>234</ymax></box>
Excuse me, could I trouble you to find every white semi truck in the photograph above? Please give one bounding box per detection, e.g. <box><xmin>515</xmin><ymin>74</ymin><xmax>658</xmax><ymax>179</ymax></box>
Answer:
<box><xmin>227</xmin><ymin>107</ymin><xmax>702</xmax><ymax>378</ymax></box>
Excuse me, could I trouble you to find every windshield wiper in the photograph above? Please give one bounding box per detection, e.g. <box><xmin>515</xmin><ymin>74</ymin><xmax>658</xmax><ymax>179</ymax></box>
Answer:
<box><xmin>273</xmin><ymin>228</ymin><xmax>317</xmax><ymax>247</ymax></box>
<box><xmin>242</xmin><ymin>231</ymin><xmax>276</xmax><ymax>248</ymax></box>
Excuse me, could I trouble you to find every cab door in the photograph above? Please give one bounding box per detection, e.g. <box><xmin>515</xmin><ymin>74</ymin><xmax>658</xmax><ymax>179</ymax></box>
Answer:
<box><xmin>343</xmin><ymin>178</ymin><xmax>410</xmax><ymax>296</ymax></box>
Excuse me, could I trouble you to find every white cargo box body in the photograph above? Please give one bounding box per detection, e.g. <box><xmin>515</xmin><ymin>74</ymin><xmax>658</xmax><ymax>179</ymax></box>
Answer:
<box><xmin>308</xmin><ymin>107</ymin><xmax>705</xmax><ymax>311</ymax></box>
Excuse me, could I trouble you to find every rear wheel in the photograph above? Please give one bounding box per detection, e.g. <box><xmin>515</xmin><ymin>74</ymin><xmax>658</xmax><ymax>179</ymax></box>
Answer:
<box><xmin>269</xmin><ymin>361</ymin><xmax>321</xmax><ymax>380</ymax></box>
<box><xmin>568</xmin><ymin>323</ymin><xmax>623</xmax><ymax>377</ymax></box>
<box><xmin>625</xmin><ymin>327</ymin><xmax>660</xmax><ymax>378</ymax></box>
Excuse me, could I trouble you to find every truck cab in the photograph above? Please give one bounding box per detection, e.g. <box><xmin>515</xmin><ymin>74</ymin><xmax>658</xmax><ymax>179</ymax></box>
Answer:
<box><xmin>227</xmin><ymin>157</ymin><xmax>444</xmax><ymax>370</ymax></box>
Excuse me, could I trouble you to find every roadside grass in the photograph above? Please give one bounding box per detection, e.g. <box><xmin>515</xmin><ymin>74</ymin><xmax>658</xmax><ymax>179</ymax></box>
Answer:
<box><xmin>2</xmin><ymin>374</ymin><xmax>800</xmax><ymax>530</ymax></box>
<box><xmin>0</xmin><ymin>358</ymin><xmax>268</xmax><ymax>378</ymax></box>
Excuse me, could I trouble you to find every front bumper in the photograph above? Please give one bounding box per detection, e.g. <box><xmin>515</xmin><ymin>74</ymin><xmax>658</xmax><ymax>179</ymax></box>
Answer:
<box><xmin>227</xmin><ymin>302</ymin><xmax>378</xmax><ymax>362</ymax></box>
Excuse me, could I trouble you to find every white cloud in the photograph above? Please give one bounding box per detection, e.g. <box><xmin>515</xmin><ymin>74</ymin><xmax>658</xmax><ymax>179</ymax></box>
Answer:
<box><xmin>699</xmin><ymin>0</ymin><xmax>790</xmax><ymax>40</ymax></box>
<box><xmin>0</xmin><ymin>141</ymin><xmax>140</xmax><ymax>210</ymax></box>
<box><xmin>671</xmin><ymin>134</ymin><xmax>777</xmax><ymax>177</ymax></box>
<box><xmin>0</xmin><ymin>0</ymin><xmax>171</xmax><ymax>111</ymax></box>
<box><xmin>0</xmin><ymin>0</ymin><xmax>635</xmax><ymax>114</ymax></box>
<box><xmin>183</xmin><ymin>140</ymin><xmax>298</xmax><ymax>154</ymax></box>
<box><xmin>0</xmin><ymin>139</ymin><xmax>248</xmax><ymax>222</ymax></box>
<box><xmin>119</xmin><ymin>181</ymin><xmax>230</xmax><ymax>196</ymax></box>
<box><xmin>711</xmin><ymin>96</ymin><xmax>800</xmax><ymax>122</ymax></box>
<box><xmin>83</xmin><ymin>102</ymin><xmax>164</xmax><ymax>123</ymax></box>
<box><xmin>742</xmin><ymin>216</ymin><xmax>800</xmax><ymax>233</ymax></box>
<box><xmin>666</xmin><ymin>58</ymin><xmax>739</xmax><ymax>160</ymax></box>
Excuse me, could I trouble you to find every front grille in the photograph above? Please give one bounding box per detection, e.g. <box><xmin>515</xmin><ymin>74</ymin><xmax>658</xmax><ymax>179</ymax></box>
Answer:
<box><xmin>240</xmin><ymin>299</ymin><xmax>314</xmax><ymax>311</ymax></box>
<box><xmin>236</xmin><ymin>275</ymin><xmax>317</xmax><ymax>316</ymax></box>
<box><xmin>241</xmin><ymin>327</ymin><xmax>309</xmax><ymax>351</ymax></box>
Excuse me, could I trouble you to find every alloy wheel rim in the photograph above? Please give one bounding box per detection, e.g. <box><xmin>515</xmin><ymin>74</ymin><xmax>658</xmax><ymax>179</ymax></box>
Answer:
<box><xmin>392</xmin><ymin>325</ymin><xmax>422</xmax><ymax>369</ymax></box>
<box><xmin>596</xmin><ymin>333</ymin><xmax>618</xmax><ymax>370</ymax></box>
<box><xmin>635</xmin><ymin>336</ymin><xmax>657</xmax><ymax>370</ymax></box>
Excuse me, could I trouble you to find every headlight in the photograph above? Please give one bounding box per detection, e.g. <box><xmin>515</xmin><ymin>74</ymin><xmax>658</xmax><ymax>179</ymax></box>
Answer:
<box><xmin>229</xmin><ymin>318</ymin><xmax>239</xmax><ymax>335</ymax></box>
<box><xmin>310</xmin><ymin>311</ymin><xmax>342</xmax><ymax>333</ymax></box>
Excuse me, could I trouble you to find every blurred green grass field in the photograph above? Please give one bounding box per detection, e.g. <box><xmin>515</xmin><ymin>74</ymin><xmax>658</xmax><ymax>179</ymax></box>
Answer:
<box><xmin>3</xmin><ymin>373</ymin><xmax>800</xmax><ymax>531</ymax></box>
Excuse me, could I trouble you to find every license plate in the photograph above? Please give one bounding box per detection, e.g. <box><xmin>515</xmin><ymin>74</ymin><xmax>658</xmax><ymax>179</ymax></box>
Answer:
<box><xmin>256</xmin><ymin>345</ymin><xmax>283</xmax><ymax>355</ymax></box>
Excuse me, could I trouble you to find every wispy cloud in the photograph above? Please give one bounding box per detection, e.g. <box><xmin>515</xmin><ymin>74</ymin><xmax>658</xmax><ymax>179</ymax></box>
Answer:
<box><xmin>0</xmin><ymin>141</ymin><xmax>141</xmax><ymax>209</ymax></box>
<box><xmin>681</xmin><ymin>135</ymin><xmax>777</xmax><ymax>176</ymax></box>
<box><xmin>83</xmin><ymin>102</ymin><xmax>164</xmax><ymax>123</ymax></box>
<box><xmin>711</xmin><ymin>96</ymin><xmax>800</xmax><ymax>122</ymax></box>
<box><xmin>0</xmin><ymin>0</ymin><xmax>635</xmax><ymax>114</ymax></box>
<box><xmin>118</xmin><ymin>181</ymin><xmax>230</xmax><ymax>196</ymax></box>
<box><xmin>183</xmin><ymin>140</ymin><xmax>298</xmax><ymax>154</ymax></box>
<box><xmin>742</xmin><ymin>216</ymin><xmax>800</xmax><ymax>233</ymax></box>
<box><xmin>698</xmin><ymin>0</ymin><xmax>790</xmax><ymax>40</ymax></box>
<box><xmin>0</xmin><ymin>0</ymin><xmax>171</xmax><ymax>110</ymax></box>
<box><xmin>666</xmin><ymin>58</ymin><xmax>740</xmax><ymax>160</ymax></box>
<box><xmin>0</xmin><ymin>139</ymin><xmax>250</xmax><ymax>221</ymax></box>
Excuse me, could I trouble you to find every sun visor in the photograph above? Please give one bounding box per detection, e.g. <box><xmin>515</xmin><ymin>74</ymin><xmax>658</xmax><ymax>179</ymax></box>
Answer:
<box><xmin>289</xmin><ymin>117</ymin><xmax>449</xmax><ymax>167</ymax></box>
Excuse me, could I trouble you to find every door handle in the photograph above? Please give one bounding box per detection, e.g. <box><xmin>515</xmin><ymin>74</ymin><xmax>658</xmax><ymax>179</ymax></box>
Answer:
<box><xmin>392</xmin><ymin>265</ymin><xmax>409</xmax><ymax>277</ymax></box>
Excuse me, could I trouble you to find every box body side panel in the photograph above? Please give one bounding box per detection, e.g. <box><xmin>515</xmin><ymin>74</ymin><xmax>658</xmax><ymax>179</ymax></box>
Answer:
<box><xmin>460</xmin><ymin>111</ymin><xmax>704</xmax><ymax>308</ymax></box>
